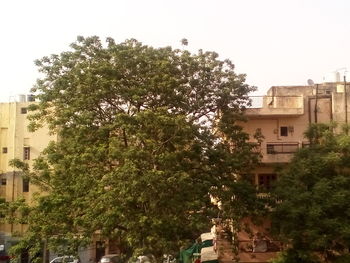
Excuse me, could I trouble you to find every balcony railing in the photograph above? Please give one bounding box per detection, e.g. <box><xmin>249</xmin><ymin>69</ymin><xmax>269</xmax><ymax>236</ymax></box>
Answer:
<box><xmin>266</xmin><ymin>142</ymin><xmax>299</xmax><ymax>154</ymax></box>
<box><xmin>247</xmin><ymin>95</ymin><xmax>303</xmax><ymax>109</ymax></box>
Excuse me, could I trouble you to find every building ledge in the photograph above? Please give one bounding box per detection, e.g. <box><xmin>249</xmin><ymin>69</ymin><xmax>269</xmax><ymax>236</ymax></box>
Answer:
<box><xmin>244</xmin><ymin>107</ymin><xmax>304</xmax><ymax>118</ymax></box>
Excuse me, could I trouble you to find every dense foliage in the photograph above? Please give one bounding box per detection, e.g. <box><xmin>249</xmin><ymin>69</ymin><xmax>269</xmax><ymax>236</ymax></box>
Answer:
<box><xmin>271</xmin><ymin>123</ymin><xmax>350</xmax><ymax>263</ymax></box>
<box><xmin>11</xmin><ymin>36</ymin><xmax>264</xmax><ymax>260</ymax></box>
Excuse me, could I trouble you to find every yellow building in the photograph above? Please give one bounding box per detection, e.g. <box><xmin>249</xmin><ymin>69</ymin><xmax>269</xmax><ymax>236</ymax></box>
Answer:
<box><xmin>0</xmin><ymin>98</ymin><xmax>121</xmax><ymax>262</ymax></box>
<box><xmin>0</xmin><ymin>98</ymin><xmax>57</xmax><ymax>258</ymax></box>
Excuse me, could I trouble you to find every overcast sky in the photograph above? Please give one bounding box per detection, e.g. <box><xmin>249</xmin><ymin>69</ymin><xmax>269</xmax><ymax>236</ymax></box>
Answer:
<box><xmin>0</xmin><ymin>0</ymin><xmax>350</xmax><ymax>101</ymax></box>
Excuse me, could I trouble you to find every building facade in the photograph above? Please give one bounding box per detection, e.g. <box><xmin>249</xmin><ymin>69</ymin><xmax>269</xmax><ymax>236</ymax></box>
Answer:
<box><xmin>233</xmin><ymin>81</ymin><xmax>350</xmax><ymax>262</ymax></box>
<box><xmin>0</xmin><ymin>99</ymin><xmax>57</xmax><ymax>260</ymax></box>
<box><xmin>243</xmin><ymin>82</ymin><xmax>348</xmax><ymax>190</ymax></box>
<box><xmin>0</xmin><ymin>99</ymin><xmax>121</xmax><ymax>263</ymax></box>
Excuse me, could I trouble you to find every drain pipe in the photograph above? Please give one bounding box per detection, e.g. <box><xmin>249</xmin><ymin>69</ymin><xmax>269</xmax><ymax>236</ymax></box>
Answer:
<box><xmin>345</xmin><ymin>76</ymin><xmax>348</xmax><ymax>127</ymax></box>
<box><xmin>315</xmin><ymin>84</ymin><xmax>318</xmax><ymax>123</ymax></box>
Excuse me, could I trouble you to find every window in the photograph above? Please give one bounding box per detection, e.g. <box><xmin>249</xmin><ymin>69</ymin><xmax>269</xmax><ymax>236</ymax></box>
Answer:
<box><xmin>1</xmin><ymin>178</ymin><xmax>6</xmax><ymax>186</ymax></box>
<box><xmin>2</xmin><ymin>147</ymin><xmax>7</xmax><ymax>154</ymax></box>
<box><xmin>258</xmin><ymin>174</ymin><xmax>277</xmax><ymax>191</ymax></box>
<box><xmin>21</xmin><ymin>107</ymin><xmax>27</xmax><ymax>114</ymax></box>
<box><xmin>23</xmin><ymin>147</ymin><xmax>30</xmax><ymax>160</ymax></box>
<box><xmin>280</xmin><ymin>126</ymin><xmax>288</xmax><ymax>136</ymax></box>
<box><xmin>23</xmin><ymin>178</ymin><xmax>29</xmax><ymax>192</ymax></box>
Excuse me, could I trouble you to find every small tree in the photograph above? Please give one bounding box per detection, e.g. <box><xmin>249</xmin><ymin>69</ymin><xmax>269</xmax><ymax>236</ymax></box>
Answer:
<box><xmin>271</xmin><ymin>123</ymin><xmax>350</xmax><ymax>263</ymax></box>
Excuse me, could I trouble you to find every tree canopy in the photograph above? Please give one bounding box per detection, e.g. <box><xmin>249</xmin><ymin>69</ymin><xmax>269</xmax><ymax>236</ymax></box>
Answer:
<box><xmin>11</xmin><ymin>36</ymin><xmax>263</xmax><ymax>260</ymax></box>
<box><xmin>271</xmin><ymin>123</ymin><xmax>350</xmax><ymax>263</ymax></box>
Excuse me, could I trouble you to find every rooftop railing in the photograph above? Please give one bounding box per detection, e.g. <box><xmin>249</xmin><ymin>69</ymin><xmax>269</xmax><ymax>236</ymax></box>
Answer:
<box><xmin>247</xmin><ymin>95</ymin><xmax>303</xmax><ymax>109</ymax></box>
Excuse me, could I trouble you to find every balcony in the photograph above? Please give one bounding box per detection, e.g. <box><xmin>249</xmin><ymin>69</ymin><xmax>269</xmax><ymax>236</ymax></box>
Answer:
<box><xmin>260</xmin><ymin>142</ymin><xmax>300</xmax><ymax>163</ymax></box>
<box><xmin>266</xmin><ymin>142</ymin><xmax>299</xmax><ymax>154</ymax></box>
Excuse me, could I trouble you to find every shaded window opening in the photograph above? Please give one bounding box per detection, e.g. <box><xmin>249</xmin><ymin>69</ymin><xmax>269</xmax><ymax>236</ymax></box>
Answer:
<box><xmin>258</xmin><ymin>174</ymin><xmax>277</xmax><ymax>191</ymax></box>
<box><xmin>280</xmin><ymin>126</ymin><xmax>288</xmax><ymax>136</ymax></box>
<box><xmin>1</xmin><ymin>178</ymin><xmax>6</xmax><ymax>186</ymax></box>
<box><xmin>23</xmin><ymin>178</ymin><xmax>29</xmax><ymax>192</ymax></box>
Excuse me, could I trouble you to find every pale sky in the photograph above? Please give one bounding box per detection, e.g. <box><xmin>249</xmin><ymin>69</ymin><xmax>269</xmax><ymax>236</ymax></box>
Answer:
<box><xmin>1</xmin><ymin>0</ymin><xmax>350</xmax><ymax>101</ymax></box>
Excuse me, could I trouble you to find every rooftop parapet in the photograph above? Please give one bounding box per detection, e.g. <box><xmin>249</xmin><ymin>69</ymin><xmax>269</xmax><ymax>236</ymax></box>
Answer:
<box><xmin>245</xmin><ymin>95</ymin><xmax>304</xmax><ymax>117</ymax></box>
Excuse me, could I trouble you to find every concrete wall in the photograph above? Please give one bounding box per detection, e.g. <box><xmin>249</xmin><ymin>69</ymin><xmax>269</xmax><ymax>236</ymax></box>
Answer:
<box><xmin>332</xmin><ymin>91</ymin><xmax>350</xmax><ymax>125</ymax></box>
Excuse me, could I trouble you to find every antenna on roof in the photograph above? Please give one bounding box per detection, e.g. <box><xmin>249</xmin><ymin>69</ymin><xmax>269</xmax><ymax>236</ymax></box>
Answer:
<box><xmin>307</xmin><ymin>79</ymin><xmax>314</xmax><ymax>86</ymax></box>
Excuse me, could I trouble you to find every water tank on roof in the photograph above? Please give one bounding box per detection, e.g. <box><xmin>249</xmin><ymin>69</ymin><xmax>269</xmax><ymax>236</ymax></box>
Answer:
<box><xmin>27</xmin><ymin>94</ymin><xmax>35</xmax><ymax>102</ymax></box>
<box><xmin>335</xmin><ymin>72</ymin><xmax>341</xmax><ymax>82</ymax></box>
<box><xmin>323</xmin><ymin>71</ymin><xmax>346</xmax><ymax>82</ymax></box>
<box><xmin>17</xmin><ymin>94</ymin><xmax>26</xmax><ymax>102</ymax></box>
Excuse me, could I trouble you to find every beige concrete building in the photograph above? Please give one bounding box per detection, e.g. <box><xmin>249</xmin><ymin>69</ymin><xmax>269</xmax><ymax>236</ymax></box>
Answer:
<box><xmin>0</xmin><ymin>98</ymin><xmax>57</xmax><ymax>259</ymax></box>
<box><xmin>242</xmin><ymin>82</ymin><xmax>349</xmax><ymax>189</ymax></box>
<box><xmin>233</xmin><ymin>81</ymin><xmax>350</xmax><ymax>262</ymax></box>
<box><xmin>0</xmin><ymin>99</ymin><xmax>120</xmax><ymax>263</ymax></box>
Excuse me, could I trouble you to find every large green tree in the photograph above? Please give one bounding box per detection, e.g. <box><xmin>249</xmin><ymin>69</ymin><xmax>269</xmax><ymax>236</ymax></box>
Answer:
<box><xmin>12</xmin><ymin>36</ymin><xmax>264</xmax><ymax>259</ymax></box>
<box><xmin>271</xmin><ymin>123</ymin><xmax>350</xmax><ymax>263</ymax></box>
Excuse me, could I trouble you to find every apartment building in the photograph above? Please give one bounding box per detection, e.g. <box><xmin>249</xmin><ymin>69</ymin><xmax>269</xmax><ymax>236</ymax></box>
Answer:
<box><xmin>0</xmin><ymin>97</ymin><xmax>57</xmax><ymax>260</ymax></box>
<box><xmin>0</xmin><ymin>97</ymin><xmax>122</xmax><ymax>263</ymax></box>
<box><xmin>243</xmin><ymin>82</ymin><xmax>348</xmax><ymax>190</ymax></box>
<box><xmin>232</xmin><ymin>81</ymin><xmax>349</xmax><ymax>262</ymax></box>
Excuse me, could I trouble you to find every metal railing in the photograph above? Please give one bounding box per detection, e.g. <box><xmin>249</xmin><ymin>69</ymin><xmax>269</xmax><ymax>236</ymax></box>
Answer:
<box><xmin>266</xmin><ymin>142</ymin><xmax>299</xmax><ymax>154</ymax></box>
<box><xmin>247</xmin><ymin>95</ymin><xmax>303</xmax><ymax>109</ymax></box>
